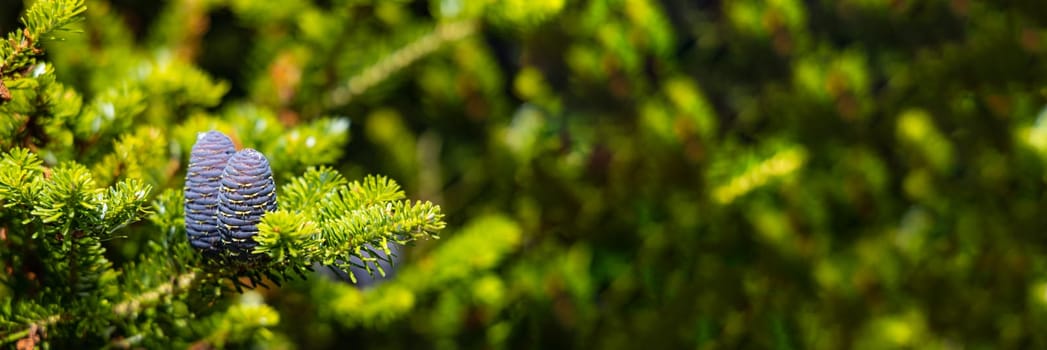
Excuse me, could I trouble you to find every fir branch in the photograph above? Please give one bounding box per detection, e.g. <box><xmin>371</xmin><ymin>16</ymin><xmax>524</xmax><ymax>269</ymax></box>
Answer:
<box><xmin>3</xmin><ymin>271</ymin><xmax>197</xmax><ymax>347</ymax></box>
<box><xmin>254</xmin><ymin>210</ymin><xmax>320</xmax><ymax>263</ymax></box>
<box><xmin>113</xmin><ymin>271</ymin><xmax>198</xmax><ymax>317</ymax></box>
<box><xmin>278</xmin><ymin>166</ymin><xmax>346</xmax><ymax>212</ymax></box>
<box><xmin>0</xmin><ymin>148</ymin><xmax>44</xmax><ymax>212</ymax></box>
<box><xmin>325</xmin><ymin>20</ymin><xmax>477</xmax><ymax>108</ymax></box>
<box><xmin>99</xmin><ymin>179</ymin><xmax>153</xmax><ymax>234</ymax></box>
<box><xmin>324</xmin><ymin>200</ymin><xmax>444</xmax><ymax>248</ymax></box>
<box><xmin>31</xmin><ymin>162</ymin><xmax>98</xmax><ymax>228</ymax></box>
<box><xmin>256</xmin><ymin>170</ymin><xmax>444</xmax><ymax>283</ymax></box>
<box><xmin>319</xmin><ymin>175</ymin><xmax>406</xmax><ymax>217</ymax></box>
<box><xmin>91</xmin><ymin>127</ymin><xmax>169</xmax><ymax>189</ymax></box>
<box><xmin>0</xmin><ymin>314</ymin><xmax>61</xmax><ymax>347</ymax></box>
<box><xmin>0</xmin><ymin>151</ymin><xmax>153</xmax><ymax>345</ymax></box>
<box><xmin>0</xmin><ymin>0</ymin><xmax>86</xmax><ymax>77</ymax></box>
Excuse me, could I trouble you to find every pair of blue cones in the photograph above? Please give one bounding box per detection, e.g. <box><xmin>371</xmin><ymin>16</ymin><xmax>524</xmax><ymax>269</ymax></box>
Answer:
<box><xmin>184</xmin><ymin>131</ymin><xmax>277</xmax><ymax>262</ymax></box>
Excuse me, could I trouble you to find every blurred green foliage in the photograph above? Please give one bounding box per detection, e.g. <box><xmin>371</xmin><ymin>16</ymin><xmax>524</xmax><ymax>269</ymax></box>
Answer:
<box><xmin>2</xmin><ymin>0</ymin><xmax>1047</xmax><ymax>348</ymax></box>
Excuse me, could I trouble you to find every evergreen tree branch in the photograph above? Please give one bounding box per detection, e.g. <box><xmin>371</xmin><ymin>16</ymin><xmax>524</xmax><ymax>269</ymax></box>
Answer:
<box><xmin>112</xmin><ymin>271</ymin><xmax>198</xmax><ymax>316</ymax></box>
<box><xmin>0</xmin><ymin>147</ymin><xmax>44</xmax><ymax>212</ymax></box>
<box><xmin>0</xmin><ymin>148</ymin><xmax>154</xmax><ymax>346</ymax></box>
<box><xmin>255</xmin><ymin>168</ymin><xmax>445</xmax><ymax>283</ymax></box>
<box><xmin>0</xmin><ymin>314</ymin><xmax>61</xmax><ymax>347</ymax></box>
<box><xmin>325</xmin><ymin>20</ymin><xmax>477</xmax><ymax>108</ymax></box>
<box><xmin>3</xmin><ymin>271</ymin><xmax>198</xmax><ymax>346</ymax></box>
<box><xmin>0</xmin><ymin>0</ymin><xmax>86</xmax><ymax>77</ymax></box>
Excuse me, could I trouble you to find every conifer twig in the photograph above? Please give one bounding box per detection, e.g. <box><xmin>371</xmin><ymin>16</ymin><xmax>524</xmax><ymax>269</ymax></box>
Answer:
<box><xmin>113</xmin><ymin>271</ymin><xmax>198</xmax><ymax>316</ymax></box>
<box><xmin>2</xmin><ymin>271</ymin><xmax>198</xmax><ymax>346</ymax></box>
<box><xmin>325</xmin><ymin>20</ymin><xmax>477</xmax><ymax>108</ymax></box>
<box><xmin>0</xmin><ymin>314</ymin><xmax>60</xmax><ymax>346</ymax></box>
<box><xmin>0</xmin><ymin>0</ymin><xmax>86</xmax><ymax>76</ymax></box>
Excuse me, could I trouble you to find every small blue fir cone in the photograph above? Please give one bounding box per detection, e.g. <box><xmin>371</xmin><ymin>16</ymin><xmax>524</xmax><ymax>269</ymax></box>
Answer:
<box><xmin>218</xmin><ymin>148</ymin><xmax>277</xmax><ymax>263</ymax></box>
<box><xmin>185</xmin><ymin>131</ymin><xmax>236</xmax><ymax>257</ymax></box>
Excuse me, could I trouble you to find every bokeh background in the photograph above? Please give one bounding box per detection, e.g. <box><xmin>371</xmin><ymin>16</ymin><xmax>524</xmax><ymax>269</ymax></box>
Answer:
<box><xmin>5</xmin><ymin>0</ymin><xmax>1047</xmax><ymax>348</ymax></box>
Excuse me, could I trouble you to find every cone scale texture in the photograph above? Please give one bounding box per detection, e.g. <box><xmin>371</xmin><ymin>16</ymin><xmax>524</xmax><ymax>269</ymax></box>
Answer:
<box><xmin>217</xmin><ymin>148</ymin><xmax>277</xmax><ymax>261</ymax></box>
<box><xmin>184</xmin><ymin>131</ymin><xmax>236</xmax><ymax>256</ymax></box>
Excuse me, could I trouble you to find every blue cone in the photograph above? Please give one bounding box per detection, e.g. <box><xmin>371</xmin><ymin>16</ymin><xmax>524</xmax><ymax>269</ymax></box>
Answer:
<box><xmin>217</xmin><ymin>148</ymin><xmax>277</xmax><ymax>263</ymax></box>
<box><xmin>184</xmin><ymin>131</ymin><xmax>236</xmax><ymax>257</ymax></box>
